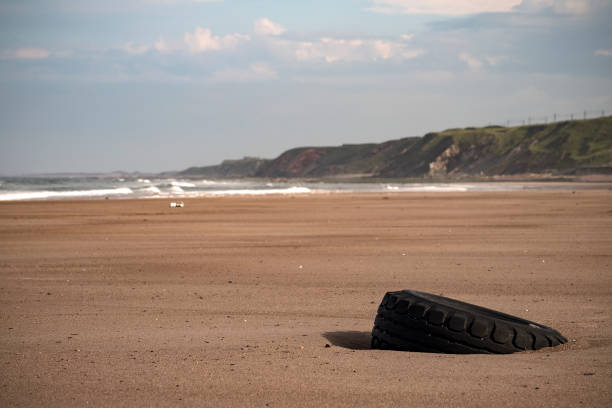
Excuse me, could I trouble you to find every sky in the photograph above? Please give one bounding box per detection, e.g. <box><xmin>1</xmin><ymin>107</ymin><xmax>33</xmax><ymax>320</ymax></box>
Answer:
<box><xmin>0</xmin><ymin>0</ymin><xmax>611</xmax><ymax>174</ymax></box>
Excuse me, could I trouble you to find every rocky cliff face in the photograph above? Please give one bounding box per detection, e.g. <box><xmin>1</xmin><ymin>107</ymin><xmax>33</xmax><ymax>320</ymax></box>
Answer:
<box><xmin>429</xmin><ymin>144</ymin><xmax>460</xmax><ymax>177</ymax></box>
<box><xmin>370</xmin><ymin>117</ymin><xmax>612</xmax><ymax>178</ymax></box>
<box><xmin>180</xmin><ymin>157</ymin><xmax>269</xmax><ymax>178</ymax></box>
<box><xmin>180</xmin><ymin>116</ymin><xmax>612</xmax><ymax>179</ymax></box>
<box><xmin>255</xmin><ymin>142</ymin><xmax>394</xmax><ymax>178</ymax></box>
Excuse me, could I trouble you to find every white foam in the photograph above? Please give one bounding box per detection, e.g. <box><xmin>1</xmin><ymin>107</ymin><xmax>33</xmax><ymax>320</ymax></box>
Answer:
<box><xmin>138</xmin><ymin>178</ymin><xmax>151</xmax><ymax>184</ymax></box>
<box><xmin>170</xmin><ymin>185</ymin><xmax>185</xmax><ymax>193</ymax></box>
<box><xmin>204</xmin><ymin>186</ymin><xmax>312</xmax><ymax>196</ymax></box>
<box><xmin>198</xmin><ymin>179</ymin><xmax>226</xmax><ymax>185</ymax></box>
<box><xmin>0</xmin><ymin>187</ymin><xmax>134</xmax><ymax>201</ymax></box>
<box><xmin>171</xmin><ymin>181</ymin><xmax>196</xmax><ymax>188</ymax></box>
<box><xmin>388</xmin><ymin>184</ymin><xmax>469</xmax><ymax>192</ymax></box>
<box><xmin>142</xmin><ymin>186</ymin><xmax>161</xmax><ymax>194</ymax></box>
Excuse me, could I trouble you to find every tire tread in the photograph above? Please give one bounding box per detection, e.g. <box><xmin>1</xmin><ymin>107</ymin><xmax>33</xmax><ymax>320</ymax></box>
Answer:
<box><xmin>371</xmin><ymin>290</ymin><xmax>567</xmax><ymax>354</ymax></box>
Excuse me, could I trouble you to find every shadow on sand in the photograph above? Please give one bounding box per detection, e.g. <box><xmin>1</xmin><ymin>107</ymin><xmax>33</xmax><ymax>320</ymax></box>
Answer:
<box><xmin>322</xmin><ymin>331</ymin><xmax>372</xmax><ymax>350</ymax></box>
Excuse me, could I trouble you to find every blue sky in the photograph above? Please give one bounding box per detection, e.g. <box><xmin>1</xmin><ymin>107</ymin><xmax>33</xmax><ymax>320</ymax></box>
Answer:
<box><xmin>1</xmin><ymin>0</ymin><xmax>611</xmax><ymax>174</ymax></box>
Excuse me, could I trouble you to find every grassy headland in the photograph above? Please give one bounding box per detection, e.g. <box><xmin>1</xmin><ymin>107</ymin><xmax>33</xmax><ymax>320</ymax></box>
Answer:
<box><xmin>179</xmin><ymin>116</ymin><xmax>612</xmax><ymax>179</ymax></box>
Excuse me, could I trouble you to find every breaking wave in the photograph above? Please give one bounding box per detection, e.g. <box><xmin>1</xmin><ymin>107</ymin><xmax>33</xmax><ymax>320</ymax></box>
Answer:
<box><xmin>0</xmin><ymin>187</ymin><xmax>134</xmax><ymax>201</ymax></box>
<box><xmin>170</xmin><ymin>181</ymin><xmax>196</xmax><ymax>188</ymax></box>
<box><xmin>202</xmin><ymin>186</ymin><xmax>312</xmax><ymax>196</ymax></box>
<box><xmin>0</xmin><ymin>176</ymin><xmax>588</xmax><ymax>201</ymax></box>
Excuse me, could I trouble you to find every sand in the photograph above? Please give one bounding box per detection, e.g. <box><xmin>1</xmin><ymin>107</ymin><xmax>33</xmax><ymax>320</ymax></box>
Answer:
<box><xmin>1</xmin><ymin>191</ymin><xmax>611</xmax><ymax>407</ymax></box>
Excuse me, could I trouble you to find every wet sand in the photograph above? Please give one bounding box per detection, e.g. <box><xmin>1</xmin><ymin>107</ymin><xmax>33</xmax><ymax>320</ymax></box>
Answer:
<box><xmin>1</xmin><ymin>191</ymin><xmax>611</xmax><ymax>407</ymax></box>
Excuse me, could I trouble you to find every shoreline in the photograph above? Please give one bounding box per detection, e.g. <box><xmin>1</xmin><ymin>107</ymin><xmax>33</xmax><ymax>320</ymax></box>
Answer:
<box><xmin>1</xmin><ymin>180</ymin><xmax>611</xmax><ymax>202</ymax></box>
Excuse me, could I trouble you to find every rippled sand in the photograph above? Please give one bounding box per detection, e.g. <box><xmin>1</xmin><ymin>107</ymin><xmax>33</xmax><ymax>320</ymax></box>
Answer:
<box><xmin>1</xmin><ymin>191</ymin><xmax>611</xmax><ymax>407</ymax></box>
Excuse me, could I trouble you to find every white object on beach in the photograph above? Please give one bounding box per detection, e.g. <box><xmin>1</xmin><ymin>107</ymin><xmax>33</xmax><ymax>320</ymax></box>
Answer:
<box><xmin>169</xmin><ymin>201</ymin><xmax>184</xmax><ymax>208</ymax></box>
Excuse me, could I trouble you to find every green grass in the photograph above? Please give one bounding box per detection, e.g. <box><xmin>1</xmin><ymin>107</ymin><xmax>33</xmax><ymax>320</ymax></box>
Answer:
<box><xmin>183</xmin><ymin>116</ymin><xmax>612</xmax><ymax>178</ymax></box>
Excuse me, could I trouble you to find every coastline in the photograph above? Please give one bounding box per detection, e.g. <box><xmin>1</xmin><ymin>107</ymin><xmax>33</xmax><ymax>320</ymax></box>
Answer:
<box><xmin>1</xmin><ymin>178</ymin><xmax>612</xmax><ymax>202</ymax></box>
<box><xmin>1</xmin><ymin>191</ymin><xmax>611</xmax><ymax>406</ymax></box>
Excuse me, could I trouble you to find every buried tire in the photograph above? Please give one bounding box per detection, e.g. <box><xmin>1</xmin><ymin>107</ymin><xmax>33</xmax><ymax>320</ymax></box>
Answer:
<box><xmin>371</xmin><ymin>290</ymin><xmax>568</xmax><ymax>354</ymax></box>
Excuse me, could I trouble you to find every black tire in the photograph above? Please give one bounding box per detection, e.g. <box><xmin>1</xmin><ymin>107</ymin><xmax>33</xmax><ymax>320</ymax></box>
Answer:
<box><xmin>371</xmin><ymin>290</ymin><xmax>568</xmax><ymax>354</ymax></box>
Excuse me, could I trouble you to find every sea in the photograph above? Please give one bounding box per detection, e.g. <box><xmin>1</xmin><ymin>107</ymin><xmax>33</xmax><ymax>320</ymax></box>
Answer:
<box><xmin>0</xmin><ymin>176</ymin><xmax>607</xmax><ymax>201</ymax></box>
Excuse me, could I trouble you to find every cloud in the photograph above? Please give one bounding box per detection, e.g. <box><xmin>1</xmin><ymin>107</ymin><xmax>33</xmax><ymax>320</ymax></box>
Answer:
<box><xmin>154</xmin><ymin>38</ymin><xmax>172</xmax><ymax>53</ymax></box>
<box><xmin>229</xmin><ymin>19</ymin><xmax>421</xmax><ymax>64</ymax></box>
<box><xmin>254</xmin><ymin>18</ymin><xmax>287</xmax><ymax>36</ymax></box>
<box><xmin>484</xmin><ymin>55</ymin><xmax>507</xmax><ymax>65</ymax></box>
<box><xmin>2</xmin><ymin>48</ymin><xmax>50</xmax><ymax>59</ymax></box>
<box><xmin>184</xmin><ymin>27</ymin><xmax>250</xmax><ymax>53</ymax></box>
<box><xmin>595</xmin><ymin>49</ymin><xmax>612</xmax><ymax>56</ymax></box>
<box><xmin>459</xmin><ymin>53</ymin><xmax>510</xmax><ymax>70</ymax></box>
<box><xmin>514</xmin><ymin>0</ymin><xmax>600</xmax><ymax>14</ymax></box>
<box><xmin>122</xmin><ymin>38</ymin><xmax>175</xmax><ymax>55</ymax></box>
<box><xmin>459</xmin><ymin>52</ymin><xmax>483</xmax><ymax>69</ymax></box>
<box><xmin>367</xmin><ymin>0</ymin><xmax>604</xmax><ymax>15</ymax></box>
<box><xmin>291</xmin><ymin>37</ymin><xmax>424</xmax><ymax>63</ymax></box>
<box><xmin>367</xmin><ymin>0</ymin><xmax>522</xmax><ymax>15</ymax></box>
<box><xmin>121</xmin><ymin>37</ymin><xmax>179</xmax><ymax>55</ymax></box>
<box><xmin>210</xmin><ymin>63</ymin><xmax>278</xmax><ymax>83</ymax></box>
<box><xmin>123</xmin><ymin>42</ymin><xmax>150</xmax><ymax>55</ymax></box>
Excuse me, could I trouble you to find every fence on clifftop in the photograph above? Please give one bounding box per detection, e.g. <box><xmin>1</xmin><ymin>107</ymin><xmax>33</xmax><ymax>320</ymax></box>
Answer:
<box><xmin>484</xmin><ymin>109</ymin><xmax>610</xmax><ymax>128</ymax></box>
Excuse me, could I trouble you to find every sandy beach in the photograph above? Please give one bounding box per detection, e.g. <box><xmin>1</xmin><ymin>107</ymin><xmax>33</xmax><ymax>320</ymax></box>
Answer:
<box><xmin>1</xmin><ymin>191</ymin><xmax>611</xmax><ymax>407</ymax></box>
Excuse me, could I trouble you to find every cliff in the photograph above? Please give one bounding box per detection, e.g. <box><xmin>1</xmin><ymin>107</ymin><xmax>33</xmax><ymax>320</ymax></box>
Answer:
<box><xmin>180</xmin><ymin>116</ymin><xmax>612</xmax><ymax>179</ymax></box>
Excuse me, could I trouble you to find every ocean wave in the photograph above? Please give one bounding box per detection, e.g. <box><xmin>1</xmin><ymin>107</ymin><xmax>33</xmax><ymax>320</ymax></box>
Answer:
<box><xmin>137</xmin><ymin>178</ymin><xmax>151</xmax><ymax>184</ymax></box>
<box><xmin>0</xmin><ymin>187</ymin><xmax>134</xmax><ymax>201</ymax></box>
<box><xmin>198</xmin><ymin>179</ymin><xmax>227</xmax><ymax>185</ymax></box>
<box><xmin>203</xmin><ymin>186</ymin><xmax>312</xmax><ymax>196</ymax></box>
<box><xmin>141</xmin><ymin>186</ymin><xmax>161</xmax><ymax>194</ymax></box>
<box><xmin>385</xmin><ymin>184</ymin><xmax>470</xmax><ymax>192</ymax></box>
<box><xmin>170</xmin><ymin>185</ymin><xmax>184</xmax><ymax>193</ymax></box>
<box><xmin>170</xmin><ymin>181</ymin><xmax>196</xmax><ymax>188</ymax></box>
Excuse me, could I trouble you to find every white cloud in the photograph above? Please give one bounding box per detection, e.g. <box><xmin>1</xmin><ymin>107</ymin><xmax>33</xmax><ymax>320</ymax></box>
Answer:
<box><xmin>2</xmin><ymin>48</ymin><xmax>50</xmax><ymax>59</ymax></box>
<box><xmin>210</xmin><ymin>62</ymin><xmax>278</xmax><ymax>83</ymax></box>
<box><xmin>121</xmin><ymin>21</ymin><xmax>425</xmax><ymax>65</ymax></box>
<box><xmin>292</xmin><ymin>37</ymin><xmax>424</xmax><ymax>63</ymax></box>
<box><xmin>367</xmin><ymin>0</ymin><xmax>522</xmax><ymax>15</ymax></box>
<box><xmin>123</xmin><ymin>42</ymin><xmax>150</xmax><ymax>55</ymax></box>
<box><xmin>154</xmin><ymin>37</ymin><xmax>171</xmax><ymax>53</ymax></box>
<box><xmin>595</xmin><ymin>49</ymin><xmax>612</xmax><ymax>56</ymax></box>
<box><xmin>515</xmin><ymin>0</ymin><xmax>598</xmax><ymax>14</ymax></box>
<box><xmin>121</xmin><ymin>36</ymin><xmax>182</xmax><ymax>55</ymax></box>
<box><xmin>459</xmin><ymin>53</ymin><xmax>507</xmax><ymax>69</ymax></box>
<box><xmin>184</xmin><ymin>27</ymin><xmax>250</xmax><ymax>53</ymax></box>
<box><xmin>459</xmin><ymin>52</ymin><xmax>483</xmax><ymax>69</ymax></box>
<box><xmin>401</xmin><ymin>49</ymin><xmax>425</xmax><ymax>59</ymax></box>
<box><xmin>367</xmin><ymin>0</ymin><xmax>603</xmax><ymax>15</ymax></box>
<box><xmin>254</xmin><ymin>18</ymin><xmax>287</xmax><ymax>36</ymax></box>
<box><xmin>484</xmin><ymin>55</ymin><xmax>507</xmax><ymax>65</ymax></box>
